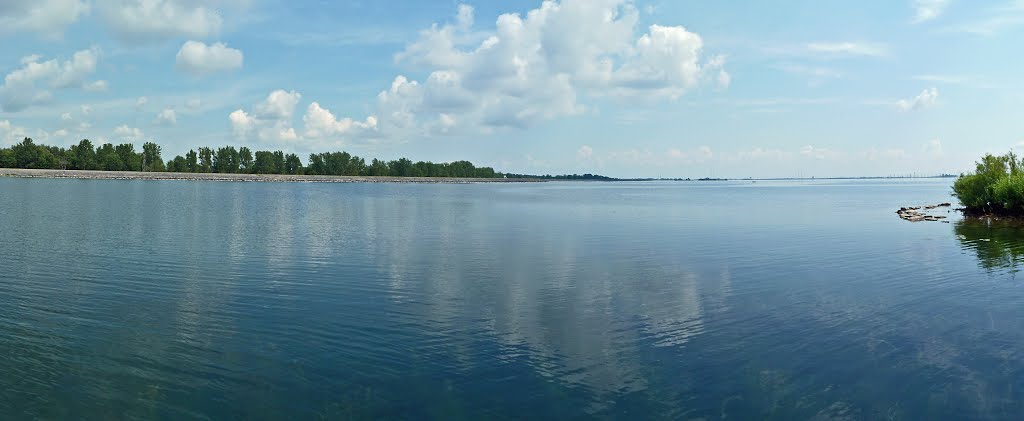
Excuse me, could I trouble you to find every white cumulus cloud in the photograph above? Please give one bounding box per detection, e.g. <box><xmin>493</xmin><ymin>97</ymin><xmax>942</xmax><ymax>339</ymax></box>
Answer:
<box><xmin>230</xmin><ymin>90</ymin><xmax>303</xmax><ymax>144</ymax></box>
<box><xmin>114</xmin><ymin>124</ymin><xmax>144</xmax><ymax>141</ymax></box>
<box><xmin>303</xmin><ymin>102</ymin><xmax>377</xmax><ymax>140</ymax></box>
<box><xmin>0</xmin><ymin>48</ymin><xmax>102</xmax><ymax>112</ymax></box>
<box><xmin>0</xmin><ymin>0</ymin><xmax>90</xmax><ymax>37</ymax></box>
<box><xmin>0</xmin><ymin>120</ymin><xmax>31</xmax><ymax>146</ymax></box>
<box><xmin>97</xmin><ymin>0</ymin><xmax>234</xmax><ymax>43</ymax></box>
<box><xmin>254</xmin><ymin>90</ymin><xmax>301</xmax><ymax>120</ymax></box>
<box><xmin>897</xmin><ymin>87</ymin><xmax>939</xmax><ymax>111</ymax></box>
<box><xmin>373</xmin><ymin>1</ymin><xmax>728</xmax><ymax>135</ymax></box>
<box><xmin>155</xmin><ymin>108</ymin><xmax>177</xmax><ymax>125</ymax></box>
<box><xmin>175</xmin><ymin>40</ymin><xmax>243</xmax><ymax>75</ymax></box>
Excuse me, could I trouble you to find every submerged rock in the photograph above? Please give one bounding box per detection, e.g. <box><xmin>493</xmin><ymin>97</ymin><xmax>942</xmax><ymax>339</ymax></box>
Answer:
<box><xmin>896</xmin><ymin>203</ymin><xmax>952</xmax><ymax>223</ymax></box>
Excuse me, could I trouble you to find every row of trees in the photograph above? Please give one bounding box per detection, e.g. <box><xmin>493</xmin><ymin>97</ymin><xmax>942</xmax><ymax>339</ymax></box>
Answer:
<box><xmin>0</xmin><ymin>138</ymin><xmax>500</xmax><ymax>179</ymax></box>
<box><xmin>0</xmin><ymin>139</ymin><xmax>165</xmax><ymax>172</ymax></box>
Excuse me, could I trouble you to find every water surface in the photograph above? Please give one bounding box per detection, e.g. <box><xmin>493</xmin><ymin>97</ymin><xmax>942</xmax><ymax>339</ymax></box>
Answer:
<box><xmin>1</xmin><ymin>178</ymin><xmax>1020</xmax><ymax>419</ymax></box>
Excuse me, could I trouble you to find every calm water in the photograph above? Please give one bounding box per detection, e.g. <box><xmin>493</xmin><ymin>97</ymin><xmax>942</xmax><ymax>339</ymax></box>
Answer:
<box><xmin>2</xmin><ymin>178</ymin><xmax>1023</xmax><ymax>419</ymax></box>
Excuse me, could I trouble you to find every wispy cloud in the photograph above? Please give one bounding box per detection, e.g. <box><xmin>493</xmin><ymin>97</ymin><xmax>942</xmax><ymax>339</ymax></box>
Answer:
<box><xmin>267</xmin><ymin>29</ymin><xmax>412</xmax><ymax>47</ymax></box>
<box><xmin>719</xmin><ymin>97</ymin><xmax>840</xmax><ymax>107</ymax></box>
<box><xmin>912</xmin><ymin>0</ymin><xmax>950</xmax><ymax>23</ymax></box>
<box><xmin>912</xmin><ymin>74</ymin><xmax>968</xmax><ymax>84</ymax></box>
<box><xmin>761</xmin><ymin>41</ymin><xmax>889</xmax><ymax>59</ymax></box>
<box><xmin>774</xmin><ymin>63</ymin><xmax>839</xmax><ymax>78</ymax></box>
<box><xmin>949</xmin><ymin>1</ymin><xmax>1024</xmax><ymax>35</ymax></box>
<box><xmin>774</xmin><ymin>64</ymin><xmax>842</xmax><ymax>85</ymax></box>
<box><xmin>805</xmin><ymin>42</ymin><xmax>889</xmax><ymax>57</ymax></box>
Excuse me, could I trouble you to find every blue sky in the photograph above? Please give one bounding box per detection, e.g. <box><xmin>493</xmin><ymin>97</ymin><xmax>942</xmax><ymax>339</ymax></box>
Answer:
<box><xmin>0</xmin><ymin>0</ymin><xmax>1022</xmax><ymax>178</ymax></box>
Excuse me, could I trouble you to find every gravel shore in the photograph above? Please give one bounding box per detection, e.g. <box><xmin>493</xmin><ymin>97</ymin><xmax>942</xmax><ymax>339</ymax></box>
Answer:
<box><xmin>0</xmin><ymin>168</ymin><xmax>544</xmax><ymax>184</ymax></box>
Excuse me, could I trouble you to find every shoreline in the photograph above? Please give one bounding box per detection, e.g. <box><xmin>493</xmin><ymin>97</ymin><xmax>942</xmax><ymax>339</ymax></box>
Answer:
<box><xmin>0</xmin><ymin>168</ymin><xmax>546</xmax><ymax>184</ymax></box>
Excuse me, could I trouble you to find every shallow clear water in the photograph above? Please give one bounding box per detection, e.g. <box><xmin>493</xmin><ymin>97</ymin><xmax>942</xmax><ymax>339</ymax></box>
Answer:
<box><xmin>1</xmin><ymin>177</ymin><xmax>1021</xmax><ymax>419</ymax></box>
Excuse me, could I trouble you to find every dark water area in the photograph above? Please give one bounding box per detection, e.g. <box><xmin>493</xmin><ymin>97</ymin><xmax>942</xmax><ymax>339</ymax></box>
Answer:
<box><xmin>2</xmin><ymin>177</ymin><xmax>1023</xmax><ymax>419</ymax></box>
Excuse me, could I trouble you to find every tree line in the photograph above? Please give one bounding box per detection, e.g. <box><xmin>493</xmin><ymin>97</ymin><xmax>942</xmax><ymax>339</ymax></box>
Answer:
<box><xmin>0</xmin><ymin>138</ymin><xmax>500</xmax><ymax>179</ymax></box>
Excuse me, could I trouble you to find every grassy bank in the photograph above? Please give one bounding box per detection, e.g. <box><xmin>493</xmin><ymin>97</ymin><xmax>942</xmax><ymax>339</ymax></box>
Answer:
<box><xmin>953</xmin><ymin>152</ymin><xmax>1024</xmax><ymax>216</ymax></box>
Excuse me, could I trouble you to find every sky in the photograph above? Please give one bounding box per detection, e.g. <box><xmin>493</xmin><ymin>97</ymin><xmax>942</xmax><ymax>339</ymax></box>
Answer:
<box><xmin>0</xmin><ymin>0</ymin><xmax>1022</xmax><ymax>178</ymax></box>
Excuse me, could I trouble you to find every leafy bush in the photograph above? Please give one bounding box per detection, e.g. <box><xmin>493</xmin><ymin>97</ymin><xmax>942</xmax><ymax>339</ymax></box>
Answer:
<box><xmin>953</xmin><ymin>152</ymin><xmax>1024</xmax><ymax>214</ymax></box>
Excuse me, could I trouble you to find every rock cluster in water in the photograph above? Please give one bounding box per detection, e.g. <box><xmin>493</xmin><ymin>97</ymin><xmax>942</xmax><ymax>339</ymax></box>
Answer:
<box><xmin>896</xmin><ymin>203</ymin><xmax>952</xmax><ymax>222</ymax></box>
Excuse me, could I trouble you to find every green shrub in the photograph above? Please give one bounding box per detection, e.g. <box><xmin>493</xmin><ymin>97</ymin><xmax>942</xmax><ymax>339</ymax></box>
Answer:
<box><xmin>953</xmin><ymin>152</ymin><xmax>1024</xmax><ymax>214</ymax></box>
<box><xmin>992</xmin><ymin>173</ymin><xmax>1024</xmax><ymax>213</ymax></box>
<box><xmin>954</xmin><ymin>173</ymin><xmax>991</xmax><ymax>209</ymax></box>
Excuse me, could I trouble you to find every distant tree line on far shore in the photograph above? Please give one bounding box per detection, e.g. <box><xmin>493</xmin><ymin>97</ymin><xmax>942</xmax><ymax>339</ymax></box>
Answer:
<box><xmin>0</xmin><ymin>138</ymin><xmax>505</xmax><ymax>179</ymax></box>
<box><xmin>502</xmin><ymin>173</ymin><xmax>619</xmax><ymax>181</ymax></box>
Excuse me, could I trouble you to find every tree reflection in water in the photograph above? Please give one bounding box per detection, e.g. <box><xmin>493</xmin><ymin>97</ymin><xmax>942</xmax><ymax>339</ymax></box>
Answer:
<box><xmin>954</xmin><ymin>218</ymin><xmax>1024</xmax><ymax>272</ymax></box>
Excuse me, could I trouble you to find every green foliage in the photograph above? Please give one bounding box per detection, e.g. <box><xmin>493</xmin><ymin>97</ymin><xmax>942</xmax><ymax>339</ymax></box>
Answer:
<box><xmin>284</xmin><ymin>153</ymin><xmax>302</xmax><ymax>175</ymax></box>
<box><xmin>185</xmin><ymin>149</ymin><xmax>199</xmax><ymax>172</ymax></box>
<box><xmin>116</xmin><ymin>143</ymin><xmax>142</xmax><ymax>171</ymax></box>
<box><xmin>72</xmin><ymin>139</ymin><xmax>98</xmax><ymax>170</ymax></box>
<box><xmin>953</xmin><ymin>152</ymin><xmax>1024</xmax><ymax>214</ymax></box>
<box><xmin>0</xmin><ymin>138</ymin><xmax>563</xmax><ymax>180</ymax></box>
<box><xmin>198</xmin><ymin>147</ymin><xmax>213</xmax><ymax>172</ymax></box>
<box><xmin>0</xmin><ymin>148</ymin><xmax>14</xmax><ymax>168</ymax></box>
<box><xmin>368</xmin><ymin>158</ymin><xmax>389</xmax><ymax>176</ymax></box>
<box><xmin>251</xmin><ymin>151</ymin><xmax>279</xmax><ymax>174</ymax></box>
<box><xmin>13</xmin><ymin>138</ymin><xmax>42</xmax><ymax>168</ymax></box>
<box><xmin>239</xmin><ymin>147</ymin><xmax>253</xmax><ymax>172</ymax></box>
<box><xmin>141</xmin><ymin>142</ymin><xmax>165</xmax><ymax>172</ymax></box>
<box><xmin>214</xmin><ymin>146</ymin><xmax>241</xmax><ymax>173</ymax></box>
<box><xmin>96</xmin><ymin>143</ymin><xmax>123</xmax><ymax>171</ymax></box>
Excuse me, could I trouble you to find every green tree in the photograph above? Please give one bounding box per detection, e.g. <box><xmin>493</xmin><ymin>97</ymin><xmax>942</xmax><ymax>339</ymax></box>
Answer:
<box><xmin>115</xmin><ymin>144</ymin><xmax>142</xmax><ymax>171</ymax></box>
<box><xmin>285</xmin><ymin>153</ymin><xmax>302</xmax><ymax>175</ymax></box>
<box><xmin>252</xmin><ymin>151</ymin><xmax>277</xmax><ymax>174</ymax></box>
<box><xmin>214</xmin><ymin>146</ymin><xmax>240</xmax><ymax>173</ymax></box>
<box><xmin>348</xmin><ymin>156</ymin><xmax>366</xmax><ymax>176</ymax></box>
<box><xmin>185</xmin><ymin>149</ymin><xmax>199</xmax><ymax>172</ymax></box>
<box><xmin>36</xmin><ymin>146</ymin><xmax>59</xmax><ymax>169</ymax></box>
<box><xmin>239</xmin><ymin>147</ymin><xmax>254</xmax><ymax>173</ymax></box>
<box><xmin>71</xmin><ymin>139</ymin><xmax>98</xmax><ymax>170</ymax></box>
<box><xmin>307</xmin><ymin>153</ymin><xmax>325</xmax><ymax>175</ymax></box>
<box><xmin>387</xmin><ymin>158</ymin><xmax>416</xmax><ymax>177</ymax></box>
<box><xmin>198</xmin><ymin>147</ymin><xmax>213</xmax><ymax>172</ymax></box>
<box><xmin>0</xmin><ymin>148</ymin><xmax>14</xmax><ymax>168</ymax></box>
<box><xmin>273</xmin><ymin>151</ymin><xmax>286</xmax><ymax>174</ymax></box>
<box><xmin>167</xmin><ymin>156</ymin><xmax>188</xmax><ymax>172</ymax></box>
<box><xmin>142</xmin><ymin>142</ymin><xmax>165</xmax><ymax>172</ymax></box>
<box><xmin>58</xmin><ymin>149</ymin><xmax>72</xmax><ymax>170</ymax></box>
<box><xmin>368</xmin><ymin>158</ymin><xmax>389</xmax><ymax>176</ymax></box>
<box><xmin>13</xmin><ymin>138</ymin><xmax>40</xmax><ymax>168</ymax></box>
<box><xmin>96</xmin><ymin>143</ymin><xmax>123</xmax><ymax>171</ymax></box>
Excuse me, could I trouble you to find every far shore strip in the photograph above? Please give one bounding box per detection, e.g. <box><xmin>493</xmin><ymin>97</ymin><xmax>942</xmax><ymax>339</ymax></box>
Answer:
<box><xmin>0</xmin><ymin>168</ymin><xmax>545</xmax><ymax>184</ymax></box>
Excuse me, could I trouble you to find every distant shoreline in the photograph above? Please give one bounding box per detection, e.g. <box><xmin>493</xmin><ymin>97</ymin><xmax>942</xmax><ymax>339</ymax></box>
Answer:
<box><xmin>0</xmin><ymin>168</ymin><xmax>546</xmax><ymax>184</ymax></box>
